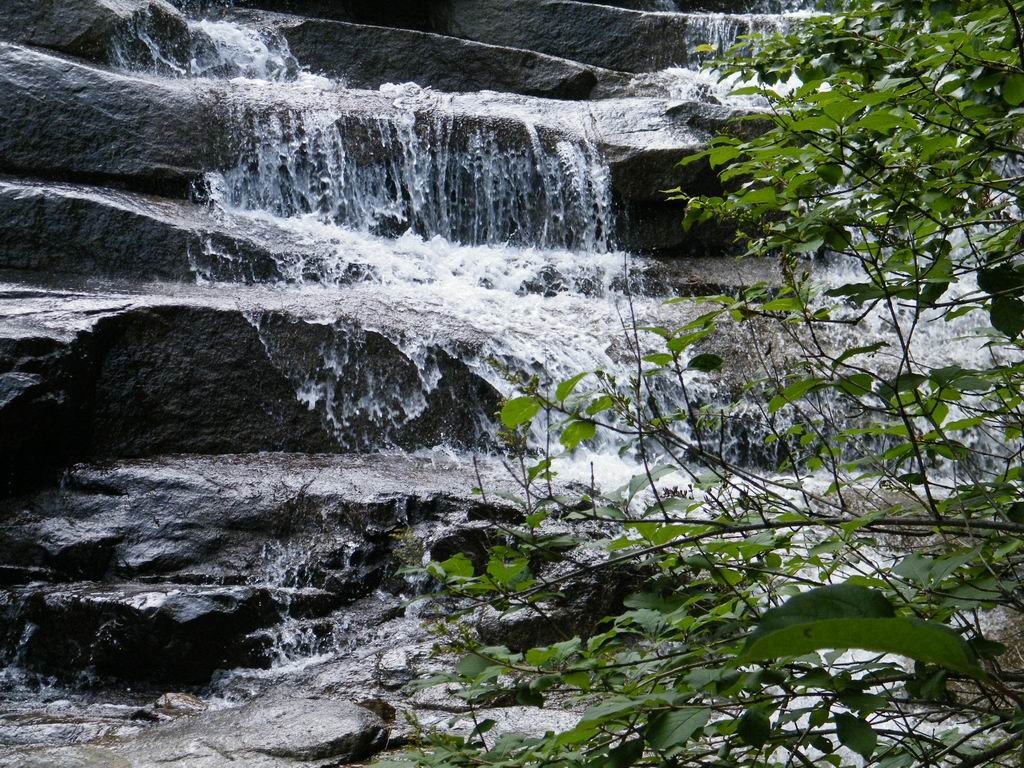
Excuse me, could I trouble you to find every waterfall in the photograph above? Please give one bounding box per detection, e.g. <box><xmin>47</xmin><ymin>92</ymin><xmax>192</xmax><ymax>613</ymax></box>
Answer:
<box><xmin>9</xmin><ymin>0</ymin><xmax>962</xmax><ymax>748</ymax></box>
<box><xmin>210</xmin><ymin>101</ymin><xmax>615</xmax><ymax>252</ymax></box>
<box><xmin>685</xmin><ymin>12</ymin><xmax>805</xmax><ymax>63</ymax></box>
<box><xmin>110</xmin><ymin>10</ymin><xmax>303</xmax><ymax>80</ymax></box>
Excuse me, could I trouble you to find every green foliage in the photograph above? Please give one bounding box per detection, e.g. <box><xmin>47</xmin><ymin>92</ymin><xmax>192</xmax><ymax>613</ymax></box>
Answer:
<box><xmin>382</xmin><ymin>1</ymin><xmax>1024</xmax><ymax>766</ymax></box>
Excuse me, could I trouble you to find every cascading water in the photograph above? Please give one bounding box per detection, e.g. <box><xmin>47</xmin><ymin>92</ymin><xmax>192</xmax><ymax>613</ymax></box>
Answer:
<box><xmin>211</xmin><ymin>96</ymin><xmax>614</xmax><ymax>252</ymax></box>
<box><xmin>182</xmin><ymin>10</ymin><xmax>782</xmax><ymax>482</ymax></box>
<box><xmin>109</xmin><ymin>7</ymin><xmax>303</xmax><ymax>80</ymax></box>
<box><xmin>8</xmin><ymin>0</ymin><xmax>971</xmax><ymax>757</ymax></box>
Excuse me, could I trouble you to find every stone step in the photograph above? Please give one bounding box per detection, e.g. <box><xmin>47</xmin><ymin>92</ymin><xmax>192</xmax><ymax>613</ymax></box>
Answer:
<box><xmin>433</xmin><ymin>0</ymin><xmax>688</xmax><ymax>72</ymax></box>
<box><xmin>430</xmin><ymin>0</ymin><xmax>798</xmax><ymax>73</ymax></box>
<box><xmin>235</xmin><ymin>0</ymin><xmax>436</xmax><ymax>29</ymax></box>
<box><xmin>13</xmin><ymin>695</ymin><xmax>387</xmax><ymax>768</ymax></box>
<box><xmin>0</xmin><ymin>177</ymin><xmax>780</xmax><ymax>289</ymax></box>
<box><xmin>1</xmin><ymin>582</ymin><xmax>286</xmax><ymax>683</ymax></box>
<box><xmin>0</xmin><ymin>453</ymin><xmax>521</xmax><ymax>689</ymax></box>
<box><xmin>0</xmin><ymin>0</ymin><xmax>192</xmax><ymax>68</ymax></box>
<box><xmin>0</xmin><ymin>43</ymin><xmax>744</xmax><ymax>252</ymax></box>
<box><xmin>240</xmin><ymin>10</ymin><xmax>603</xmax><ymax>99</ymax></box>
<box><xmin>579</xmin><ymin>0</ymin><xmax>810</xmax><ymax>13</ymax></box>
<box><xmin>0</xmin><ymin>453</ymin><xmax>514</xmax><ymax>588</ymax></box>
<box><xmin>0</xmin><ymin>270</ymin><xmax>792</xmax><ymax>494</ymax></box>
<box><xmin>0</xmin><ymin>279</ymin><xmax>505</xmax><ymax>493</ymax></box>
<box><xmin>0</xmin><ymin>177</ymin><xmax>312</xmax><ymax>283</ymax></box>
<box><xmin>234</xmin><ymin>0</ymin><xmax>790</xmax><ymax>73</ymax></box>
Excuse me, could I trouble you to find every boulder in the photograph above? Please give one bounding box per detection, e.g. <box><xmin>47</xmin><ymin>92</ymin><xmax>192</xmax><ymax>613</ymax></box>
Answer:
<box><xmin>1</xmin><ymin>583</ymin><xmax>280</xmax><ymax>682</ymax></box>
<box><xmin>117</xmin><ymin>695</ymin><xmax>387</xmax><ymax>767</ymax></box>
<box><xmin>432</xmin><ymin>0</ymin><xmax>690</xmax><ymax>72</ymax></box>
<box><xmin>0</xmin><ymin>454</ymin><xmax>514</xmax><ymax>587</ymax></box>
<box><xmin>0</xmin><ymin>179</ymin><xmax>292</xmax><ymax>282</ymax></box>
<box><xmin>274</xmin><ymin>15</ymin><xmax>599</xmax><ymax>99</ymax></box>
<box><xmin>0</xmin><ymin>0</ymin><xmax>191</xmax><ymax>66</ymax></box>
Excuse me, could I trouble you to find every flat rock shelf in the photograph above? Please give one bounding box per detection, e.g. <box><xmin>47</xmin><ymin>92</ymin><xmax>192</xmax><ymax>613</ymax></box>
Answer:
<box><xmin>0</xmin><ymin>0</ymin><xmax>807</xmax><ymax>765</ymax></box>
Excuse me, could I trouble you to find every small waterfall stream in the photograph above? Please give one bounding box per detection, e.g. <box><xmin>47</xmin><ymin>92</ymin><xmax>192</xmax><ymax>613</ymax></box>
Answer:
<box><xmin>11</xmin><ymin>0</ymin><xmax>1002</xmax><ymax>761</ymax></box>
<box><xmin>213</xmin><ymin>103</ymin><xmax>614</xmax><ymax>251</ymax></box>
<box><xmin>101</xmin><ymin>0</ymin><xmax>947</xmax><ymax>503</ymax></box>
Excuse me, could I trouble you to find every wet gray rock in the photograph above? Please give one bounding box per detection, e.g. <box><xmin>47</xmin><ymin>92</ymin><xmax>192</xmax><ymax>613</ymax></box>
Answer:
<box><xmin>88</xmin><ymin>306</ymin><xmax>342</xmax><ymax>458</ymax></box>
<box><xmin>236</xmin><ymin>0</ymin><xmax>436</xmax><ymax>29</ymax></box>
<box><xmin>0</xmin><ymin>179</ymin><xmax>290</xmax><ymax>281</ymax></box>
<box><xmin>148</xmin><ymin>693</ymin><xmax>209</xmax><ymax>719</ymax></box>
<box><xmin>0</xmin><ymin>44</ymin><xmax>234</xmax><ymax>194</ymax></box>
<box><xmin>433</xmin><ymin>0</ymin><xmax>690</xmax><ymax>72</ymax></box>
<box><xmin>0</xmin><ymin>312</ymin><xmax>85</xmax><ymax>495</ymax></box>
<box><xmin>476</xmin><ymin>564</ymin><xmax>645</xmax><ymax>651</ymax></box>
<box><xmin>10</xmin><ymin>745</ymin><xmax>131</xmax><ymax>768</ymax></box>
<box><xmin>9</xmin><ymin>697</ymin><xmax>388</xmax><ymax>767</ymax></box>
<box><xmin>270</xmin><ymin>14</ymin><xmax>599</xmax><ymax>98</ymax></box>
<box><xmin>0</xmin><ymin>0</ymin><xmax>191</xmax><ymax>66</ymax></box>
<box><xmin>0</xmin><ymin>454</ymin><xmax>513</xmax><ymax>588</ymax></box>
<box><xmin>587</xmin><ymin>0</ymin><xmax>823</xmax><ymax>11</ymax></box>
<box><xmin>1</xmin><ymin>583</ymin><xmax>280</xmax><ymax>682</ymax></box>
<box><xmin>117</xmin><ymin>695</ymin><xmax>387</xmax><ymax>766</ymax></box>
<box><xmin>0</xmin><ymin>283</ymin><xmax>501</xmax><ymax>491</ymax></box>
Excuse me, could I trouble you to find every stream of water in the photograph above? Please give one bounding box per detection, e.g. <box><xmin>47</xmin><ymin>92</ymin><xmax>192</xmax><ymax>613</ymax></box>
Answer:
<box><xmin>108</xmin><ymin>0</ymin><xmax>1004</xmax><ymax>508</ymax></box>
<box><xmin>9</xmin><ymin>0</ymin><xmax>1010</xmax><ymax>756</ymax></box>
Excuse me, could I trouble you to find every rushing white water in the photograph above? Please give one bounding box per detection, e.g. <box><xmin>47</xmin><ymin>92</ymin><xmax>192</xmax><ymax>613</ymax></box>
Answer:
<box><xmin>186</xmin><ymin>20</ymin><xmax>299</xmax><ymax>80</ymax></box>
<box><xmin>44</xmin><ymin>0</ymin><xmax>1012</xmax><ymax>697</ymax></box>
<box><xmin>109</xmin><ymin>7</ymin><xmax>314</xmax><ymax>82</ymax></box>
<box><xmin>685</xmin><ymin>12</ymin><xmax>803</xmax><ymax>60</ymax></box>
<box><xmin>211</xmin><ymin>98</ymin><xmax>614</xmax><ymax>252</ymax></box>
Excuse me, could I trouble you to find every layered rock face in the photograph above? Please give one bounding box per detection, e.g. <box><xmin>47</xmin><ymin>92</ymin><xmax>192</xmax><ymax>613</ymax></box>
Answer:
<box><xmin>0</xmin><ymin>0</ymin><xmax>806</xmax><ymax>764</ymax></box>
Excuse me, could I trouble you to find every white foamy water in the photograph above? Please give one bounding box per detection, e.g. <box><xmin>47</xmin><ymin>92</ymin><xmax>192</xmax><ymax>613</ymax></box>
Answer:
<box><xmin>187</xmin><ymin>19</ymin><xmax>299</xmax><ymax>81</ymax></box>
<box><xmin>199</xmin><ymin>209</ymin><xmax>629</xmax><ymax>294</ymax></box>
<box><xmin>90</xmin><ymin>3</ymin><xmax>1021</xmax><ymax>693</ymax></box>
<box><xmin>212</xmin><ymin>99</ymin><xmax>614</xmax><ymax>252</ymax></box>
<box><xmin>109</xmin><ymin>9</ymin><xmax>334</xmax><ymax>85</ymax></box>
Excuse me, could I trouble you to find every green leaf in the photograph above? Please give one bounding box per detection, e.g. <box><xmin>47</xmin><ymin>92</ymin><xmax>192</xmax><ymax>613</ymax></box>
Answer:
<box><xmin>737</xmin><ymin>708</ymin><xmax>771</xmax><ymax>748</ymax></box>
<box><xmin>742</xmin><ymin>617</ymin><xmax>985</xmax><ymax>679</ymax></box>
<box><xmin>990</xmin><ymin>296</ymin><xmax>1024</xmax><ymax>338</ymax></box>
<box><xmin>581</xmin><ymin>697</ymin><xmax>642</xmax><ymax>724</ymax></box>
<box><xmin>834</xmin><ymin>713</ymin><xmax>877</xmax><ymax>760</ymax></box>
<box><xmin>515</xmin><ymin>684</ymin><xmax>544</xmax><ymax>707</ymax></box>
<box><xmin>439</xmin><ymin>553</ymin><xmax>475</xmax><ymax>578</ymax></box>
<box><xmin>646</xmin><ymin>707</ymin><xmax>710</xmax><ymax>750</ymax></box>
<box><xmin>1003</xmin><ymin>74</ymin><xmax>1024</xmax><ymax>106</ymax></box>
<box><xmin>833</xmin><ymin>342</ymin><xmax>886</xmax><ymax>369</ymax></box>
<box><xmin>556</xmin><ymin>372</ymin><xmax>589</xmax><ymax>402</ymax></box>
<box><xmin>500</xmin><ymin>396</ymin><xmax>540</xmax><ymax>428</ymax></box>
<box><xmin>753</xmin><ymin>583</ymin><xmax>895</xmax><ymax>637</ymax></box>
<box><xmin>761</xmin><ymin>297</ymin><xmax>804</xmax><ymax>312</ymax></box>
<box><xmin>851</xmin><ymin>109</ymin><xmax>905</xmax><ymax>132</ymax></box>
<box><xmin>607</xmin><ymin>738</ymin><xmax>644</xmax><ymax>768</ymax></box>
<box><xmin>564</xmin><ymin>671</ymin><xmax>590</xmax><ymax>690</ymax></box>
<box><xmin>816</xmin><ymin>163</ymin><xmax>843</xmax><ymax>185</ymax></box>
<box><xmin>688</xmin><ymin>353</ymin><xmax>724</xmax><ymax>372</ymax></box>
<box><xmin>456</xmin><ymin>653</ymin><xmax>493</xmax><ymax>677</ymax></box>
<box><xmin>560</xmin><ymin>419</ymin><xmax>597</xmax><ymax>450</ymax></box>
